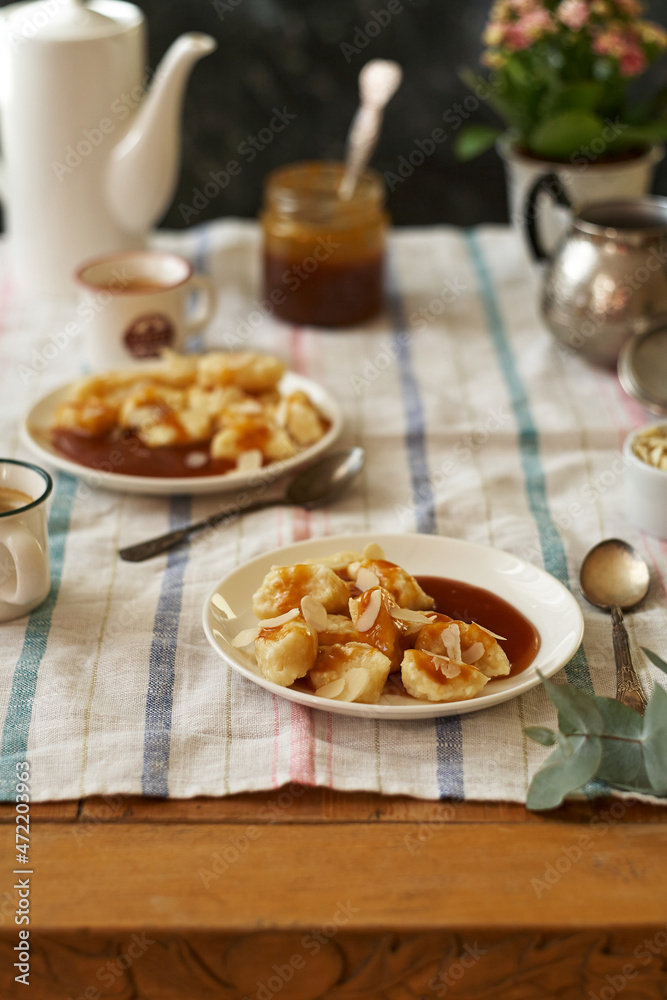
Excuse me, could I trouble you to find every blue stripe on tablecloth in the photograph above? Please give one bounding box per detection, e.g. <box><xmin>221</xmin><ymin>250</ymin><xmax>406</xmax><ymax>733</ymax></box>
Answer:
<box><xmin>386</xmin><ymin>267</ymin><xmax>465</xmax><ymax>800</ymax></box>
<box><xmin>0</xmin><ymin>473</ymin><xmax>77</xmax><ymax>799</ymax></box>
<box><xmin>141</xmin><ymin>226</ymin><xmax>209</xmax><ymax>796</ymax></box>
<box><xmin>466</xmin><ymin>230</ymin><xmax>593</xmax><ymax>694</ymax></box>
<box><xmin>141</xmin><ymin>494</ymin><xmax>191</xmax><ymax>796</ymax></box>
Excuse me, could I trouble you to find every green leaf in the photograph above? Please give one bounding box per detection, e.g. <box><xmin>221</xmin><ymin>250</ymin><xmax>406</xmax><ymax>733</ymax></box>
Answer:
<box><xmin>642</xmin><ymin>685</ymin><xmax>667</xmax><ymax>795</ymax></box>
<box><xmin>525</xmin><ymin>726</ymin><xmax>557</xmax><ymax>747</ymax></box>
<box><xmin>527</xmin><ymin>735</ymin><xmax>602</xmax><ymax>811</ymax></box>
<box><xmin>454</xmin><ymin>125</ymin><xmax>501</xmax><ymax>161</ymax></box>
<box><xmin>642</xmin><ymin>648</ymin><xmax>667</xmax><ymax>676</ymax></box>
<box><xmin>528</xmin><ymin>111</ymin><xmax>606</xmax><ymax>159</ymax></box>
<box><xmin>539</xmin><ymin>674</ymin><xmax>604</xmax><ymax>736</ymax></box>
<box><xmin>551</xmin><ymin>82</ymin><xmax>604</xmax><ymax>114</ymax></box>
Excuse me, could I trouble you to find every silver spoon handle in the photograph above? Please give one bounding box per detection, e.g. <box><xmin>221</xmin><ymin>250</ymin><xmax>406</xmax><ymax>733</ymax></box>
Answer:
<box><xmin>611</xmin><ymin>605</ymin><xmax>648</xmax><ymax>715</ymax></box>
<box><xmin>118</xmin><ymin>497</ymin><xmax>284</xmax><ymax>563</ymax></box>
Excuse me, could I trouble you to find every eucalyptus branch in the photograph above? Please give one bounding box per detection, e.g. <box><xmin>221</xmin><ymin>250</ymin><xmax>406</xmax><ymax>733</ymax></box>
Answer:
<box><xmin>525</xmin><ymin>650</ymin><xmax>667</xmax><ymax>810</ymax></box>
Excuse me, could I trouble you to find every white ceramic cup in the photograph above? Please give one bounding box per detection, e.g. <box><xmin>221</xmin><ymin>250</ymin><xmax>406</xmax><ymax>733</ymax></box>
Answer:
<box><xmin>76</xmin><ymin>250</ymin><xmax>217</xmax><ymax>369</ymax></box>
<box><xmin>0</xmin><ymin>460</ymin><xmax>53</xmax><ymax>623</ymax></box>
<box><xmin>623</xmin><ymin>425</ymin><xmax>667</xmax><ymax>541</ymax></box>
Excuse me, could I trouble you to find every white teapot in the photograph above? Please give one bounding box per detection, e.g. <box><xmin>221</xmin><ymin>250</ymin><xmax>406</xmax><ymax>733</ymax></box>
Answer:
<box><xmin>0</xmin><ymin>0</ymin><xmax>216</xmax><ymax>295</ymax></box>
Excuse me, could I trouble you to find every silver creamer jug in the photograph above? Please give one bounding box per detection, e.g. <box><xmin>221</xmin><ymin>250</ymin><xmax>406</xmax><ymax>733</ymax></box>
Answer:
<box><xmin>526</xmin><ymin>173</ymin><xmax>667</xmax><ymax>367</ymax></box>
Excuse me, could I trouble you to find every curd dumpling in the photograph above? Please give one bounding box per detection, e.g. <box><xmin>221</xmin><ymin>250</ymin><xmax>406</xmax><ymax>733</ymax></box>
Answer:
<box><xmin>55</xmin><ymin>398</ymin><xmax>119</xmax><ymax>436</ymax></box>
<box><xmin>303</xmin><ymin>551</ymin><xmax>363</xmax><ymax>576</ymax></box>
<box><xmin>310</xmin><ymin>642</ymin><xmax>391</xmax><ymax>703</ymax></box>
<box><xmin>198</xmin><ymin>352</ymin><xmax>285</xmax><ymax>393</ymax></box>
<box><xmin>210</xmin><ymin>417</ymin><xmax>296</xmax><ymax>462</ymax></box>
<box><xmin>282</xmin><ymin>391</ymin><xmax>327</xmax><ymax>446</ymax></box>
<box><xmin>349</xmin><ymin>587</ymin><xmax>404</xmax><ymax>672</ymax></box>
<box><xmin>417</xmin><ymin>620</ymin><xmax>510</xmax><ymax>677</ymax></box>
<box><xmin>348</xmin><ymin>559</ymin><xmax>435</xmax><ymax>611</ymax></box>
<box><xmin>401</xmin><ymin>649</ymin><xmax>488</xmax><ymax>703</ymax></box>
<box><xmin>252</xmin><ymin>564</ymin><xmax>350</xmax><ymax>620</ymax></box>
<box><xmin>255</xmin><ymin>618</ymin><xmax>318</xmax><ymax>687</ymax></box>
<box><xmin>150</xmin><ymin>349</ymin><xmax>199</xmax><ymax>387</ymax></box>
<box><xmin>318</xmin><ymin>614</ymin><xmax>359</xmax><ymax>646</ymax></box>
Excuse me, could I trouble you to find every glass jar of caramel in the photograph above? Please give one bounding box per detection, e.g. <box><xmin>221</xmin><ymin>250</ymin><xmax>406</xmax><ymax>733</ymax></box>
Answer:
<box><xmin>261</xmin><ymin>161</ymin><xmax>388</xmax><ymax>327</ymax></box>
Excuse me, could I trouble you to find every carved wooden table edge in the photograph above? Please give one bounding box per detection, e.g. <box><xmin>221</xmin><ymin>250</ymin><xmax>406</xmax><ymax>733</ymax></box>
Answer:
<box><xmin>2</xmin><ymin>789</ymin><xmax>666</xmax><ymax>1000</ymax></box>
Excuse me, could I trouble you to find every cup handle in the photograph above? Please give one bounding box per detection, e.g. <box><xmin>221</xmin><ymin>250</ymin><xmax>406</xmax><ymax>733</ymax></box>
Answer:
<box><xmin>185</xmin><ymin>274</ymin><xmax>217</xmax><ymax>340</ymax></box>
<box><xmin>0</xmin><ymin>526</ymin><xmax>49</xmax><ymax>607</ymax></box>
<box><xmin>524</xmin><ymin>172</ymin><xmax>572</xmax><ymax>262</ymax></box>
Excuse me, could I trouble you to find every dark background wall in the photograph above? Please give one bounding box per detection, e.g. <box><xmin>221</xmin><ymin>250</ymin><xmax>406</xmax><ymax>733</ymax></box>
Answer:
<box><xmin>2</xmin><ymin>0</ymin><xmax>667</xmax><ymax>228</ymax></box>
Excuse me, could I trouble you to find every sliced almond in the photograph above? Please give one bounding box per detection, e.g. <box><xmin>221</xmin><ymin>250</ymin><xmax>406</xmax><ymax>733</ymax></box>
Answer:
<box><xmin>472</xmin><ymin>622</ymin><xmax>507</xmax><ymax>641</ymax></box>
<box><xmin>258</xmin><ymin>608</ymin><xmax>300</xmax><ymax>629</ymax></box>
<box><xmin>428</xmin><ymin>652</ymin><xmax>461</xmax><ymax>679</ymax></box>
<box><xmin>300</xmin><ymin>595</ymin><xmax>328</xmax><ymax>632</ymax></box>
<box><xmin>353</xmin><ymin>588</ymin><xmax>382</xmax><ymax>631</ymax></box>
<box><xmin>440</xmin><ymin>623</ymin><xmax>462</xmax><ymax>662</ymax></box>
<box><xmin>232</xmin><ymin>625</ymin><xmax>260</xmax><ymax>647</ymax></box>
<box><xmin>363</xmin><ymin>543</ymin><xmax>385</xmax><ymax>560</ymax></box>
<box><xmin>389</xmin><ymin>607</ymin><xmax>437</xmax><ymax>624</ymax></box>
<box><xmin>356</xmin><ymin>566</ymin><xmax>380</xmax><ymax>591</ymax></box>
<box><xmin>341</xmin><ymin>667</ymin><xmax>369</xmax><ymax>702</ymax></box>
<box><xmin>236</xmin><ymin>449</ymin><xmax>263</xmax><ymax>472</ymax></box>
<box><xmin>315</xmin><ymin>677</ymin><xmax>346</xmax><ymax>699</ymax></box>
<box><xmin>462</xmin><ymin>641</ymin><xmax>485</xmax><ymax>664</ymax></box>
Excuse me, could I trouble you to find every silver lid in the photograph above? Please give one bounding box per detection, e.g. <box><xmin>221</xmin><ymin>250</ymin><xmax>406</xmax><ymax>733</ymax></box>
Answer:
<box><xmin>618</xmin><ymin>322</ymin><xmax>667</xmax><ymax>417</ymax></box>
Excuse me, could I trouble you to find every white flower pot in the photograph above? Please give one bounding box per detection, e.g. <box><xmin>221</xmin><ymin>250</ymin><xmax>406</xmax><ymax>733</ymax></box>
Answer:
<box><xmin>498</xmin><ymin>137</ymin><xmax>664</xmax><ymax>256</ymax></box>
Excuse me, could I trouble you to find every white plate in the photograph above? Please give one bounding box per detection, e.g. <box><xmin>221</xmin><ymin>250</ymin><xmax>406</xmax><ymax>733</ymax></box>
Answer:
<box><xmin>202</xmin><ymin>532</ymin><xmax>584</xmax><ymax>720</ymax></box>
<box><xmin>20</xmin><ymin>372</ymin><xmax>342</xmax><ymax>496</ymax></box>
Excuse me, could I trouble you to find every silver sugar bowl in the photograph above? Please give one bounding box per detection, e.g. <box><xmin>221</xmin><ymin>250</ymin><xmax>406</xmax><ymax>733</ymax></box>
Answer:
<box><xmin>525</xmin><ymin>175</ymin><xmax>667</xmax><ymax>367</ymax></box>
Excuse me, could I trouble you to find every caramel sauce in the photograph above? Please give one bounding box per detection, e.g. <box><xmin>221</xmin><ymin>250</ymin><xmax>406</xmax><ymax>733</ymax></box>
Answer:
<box><xmin>416</xmin><ymin>575</ymin><xmax>540</xmax><ymax>678</ymax></box>
<box><xmin>270</xmin><ymin>565</ymin><xmax>316</xmax><ymax>617</ymax></box>
<box><xmin>264</xmin><ymin>252</ymin><xmax>384</xmax><ymax>327</ymax></box>
<box><xmin>51</xmin><ymin>427</ymin><xmax>237</xmax><ymax>479</ymax></box>
<box><xmin>354</xmin><ymin>588</ymin><xmax>406</xmax><ymax>671</ymax></box>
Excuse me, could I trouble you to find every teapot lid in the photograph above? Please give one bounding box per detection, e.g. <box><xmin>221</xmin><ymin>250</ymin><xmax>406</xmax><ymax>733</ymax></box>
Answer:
<box><xmin>3</xmin><ymin>0</ymin><xmax>142</xmax><ymax>41</ymax></box>
<box><xmin>618</xmin><ymin>323</ymin><xmax>667</xmax><ymax>418</ymax></box>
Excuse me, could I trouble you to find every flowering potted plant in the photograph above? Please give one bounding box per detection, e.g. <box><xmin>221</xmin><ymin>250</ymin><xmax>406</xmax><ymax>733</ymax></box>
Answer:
<box><xmin>458</xmin><ymin>0</ymin><xmax>667</xmax><ymax>229</ymax></box>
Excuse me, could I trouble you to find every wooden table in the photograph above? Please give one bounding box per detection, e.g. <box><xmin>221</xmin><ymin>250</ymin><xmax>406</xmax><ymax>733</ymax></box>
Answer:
<box><xmin>1</xmin><ymin>790</ymin><xmax>666</xmax><ymax>998</ymax></box>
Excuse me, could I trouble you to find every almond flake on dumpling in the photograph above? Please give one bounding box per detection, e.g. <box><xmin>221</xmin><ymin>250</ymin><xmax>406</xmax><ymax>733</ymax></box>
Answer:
<box><xmin>352</xmin><ymin>588</ymin><xmax>382</xmax><ymax>631</ymax></box>
<box><xmin>356</xmin><ymin>567</ymin><xmax>380</xmax><ymax>592</ymax></box>
<box><xmin>300</xmin><ymin>595</ymin><xmax>328</xmax><ymax>633</ymax></box>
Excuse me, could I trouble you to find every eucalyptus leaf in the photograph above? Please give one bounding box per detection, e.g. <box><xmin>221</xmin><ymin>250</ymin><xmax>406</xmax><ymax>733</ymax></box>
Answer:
<box><xmin>539</xmin><ymin>674</ymin><xmax>604</xmax><ymax>736</ymax></box>
<box><xmin>525</xmin><ymin>726</ymin><xmax>556</xmax><ymax>747</ymax></box>
<box><xmin>591</xmin><ymin>694</ymin><xmax>644</xmax><ymax>738</ymax></box>
<box><xmin>642</xmin><ymin>685</ymin><xmax>667</xmax><ymax>795</ymax></box>
<box><xmin>527</xmin><ymin>735</ymin><xmax>602</xmax><ymax>811</ymax></box>
<box><xmin>642</xmin><ymin>648</ymin><xmax>667</xmax><ymax>676</ymax></box>
<box><xmin>528</xmin><ymin>110</ymin><xmax>605</xmax><ymax>159</ymax></box>
<box><xmin>454</xmin><ymin>125</ymin><xmax>501</xmax><ymax>161</ymax></box>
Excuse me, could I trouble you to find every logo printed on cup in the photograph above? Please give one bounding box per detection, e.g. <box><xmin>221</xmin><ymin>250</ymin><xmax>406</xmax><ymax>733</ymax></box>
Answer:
<box><xmin>76</xmin><ymin>250</ymin><xmax>217</xmax><ymax>371</ymax></box>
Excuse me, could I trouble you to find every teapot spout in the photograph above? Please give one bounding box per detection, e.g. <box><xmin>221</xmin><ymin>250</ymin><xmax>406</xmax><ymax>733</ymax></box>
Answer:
<box><xmin>107</xmin><ymin>33</ymin><xmax>216</xmax><ymax>234</ymax></box>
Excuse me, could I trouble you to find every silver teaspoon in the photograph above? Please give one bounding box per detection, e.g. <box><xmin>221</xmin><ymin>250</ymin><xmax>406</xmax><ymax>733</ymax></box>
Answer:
<box><xmin>579</xmin><ymin>538</ymin><xmax>651</xmax><ymax>714</ymax></box>
<box><xmin>118</xmin><ymin>447</ymin><xmax>365</xmax><ymax>563</ymax></box>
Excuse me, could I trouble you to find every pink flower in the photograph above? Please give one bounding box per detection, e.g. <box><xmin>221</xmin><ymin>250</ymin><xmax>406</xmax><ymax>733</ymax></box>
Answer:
<box><xmin>593</xmin><ymin>27</ymin><xmax>627</xmax><ymax>57</ymax></box>
<box><xmin>483</xmin><ymin>20</ymin><xmax>506</xmax><ymax>46</ymax></box>
<box><xmin>619</xmin><ymin>45</ymin><xmax>647</xmax><ymax>75</ymax></box>
<box><xmin>557</xmin><ymin>0</ymin><xmax>589</xmax><ymax>31</ymax></box>
<box><xmin>504</xmin><ymin>6</ymin><xmax>554</xmax><ymax>48</ymax></box>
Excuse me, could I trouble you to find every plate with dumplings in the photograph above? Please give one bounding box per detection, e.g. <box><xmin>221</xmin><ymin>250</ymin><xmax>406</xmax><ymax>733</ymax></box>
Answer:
<box><xmin>20</xmin><ymin>350</ymin><xmax>342</xmax><ymax>495</ymax></box>
<box><xmin>203</xmin><ymin>533</ymin><xmax>584</xmax><ymax>719</ymax></box>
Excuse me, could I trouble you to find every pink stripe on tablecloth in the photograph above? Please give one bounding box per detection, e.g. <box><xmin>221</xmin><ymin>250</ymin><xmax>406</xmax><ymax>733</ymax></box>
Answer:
<box><xmin>288</xmin><ymin>701</ymin><xmax>316</xmax><ymax>784</ymax></box>
<box><xmin>326</xmin><ymin>713</ymin><xmax>334</xmax><ymax>788</ymax></box>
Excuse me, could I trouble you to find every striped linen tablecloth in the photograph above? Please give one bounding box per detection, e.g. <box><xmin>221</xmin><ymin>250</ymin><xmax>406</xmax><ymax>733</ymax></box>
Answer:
<box><xmin>0</xmin><ymin>220</ymin><xmax>665</xmax><ymax>803</ymax></box>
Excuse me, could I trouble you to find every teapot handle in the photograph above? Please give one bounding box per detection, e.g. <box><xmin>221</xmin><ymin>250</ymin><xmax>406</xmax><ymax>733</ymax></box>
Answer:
<box><xmin>524</xmin><ymin>172</ymin><xmax>572</xmax><ymax>262</ymax></box>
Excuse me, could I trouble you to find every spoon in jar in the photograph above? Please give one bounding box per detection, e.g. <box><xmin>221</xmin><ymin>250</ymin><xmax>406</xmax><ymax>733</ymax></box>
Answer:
<box><xmin>118</xmin><ymin>447</ymin><xmax>365</xmax><ymax>563</ymax></box>
<box><xmin>338</xmin><ymin>59</ymin><xmax>402</xmax><ymax>201</ymax></box>
<box><xmin>579</xmin><ymin>538</ymin><xmax>651</xmax><ymax>714</ymax></box>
